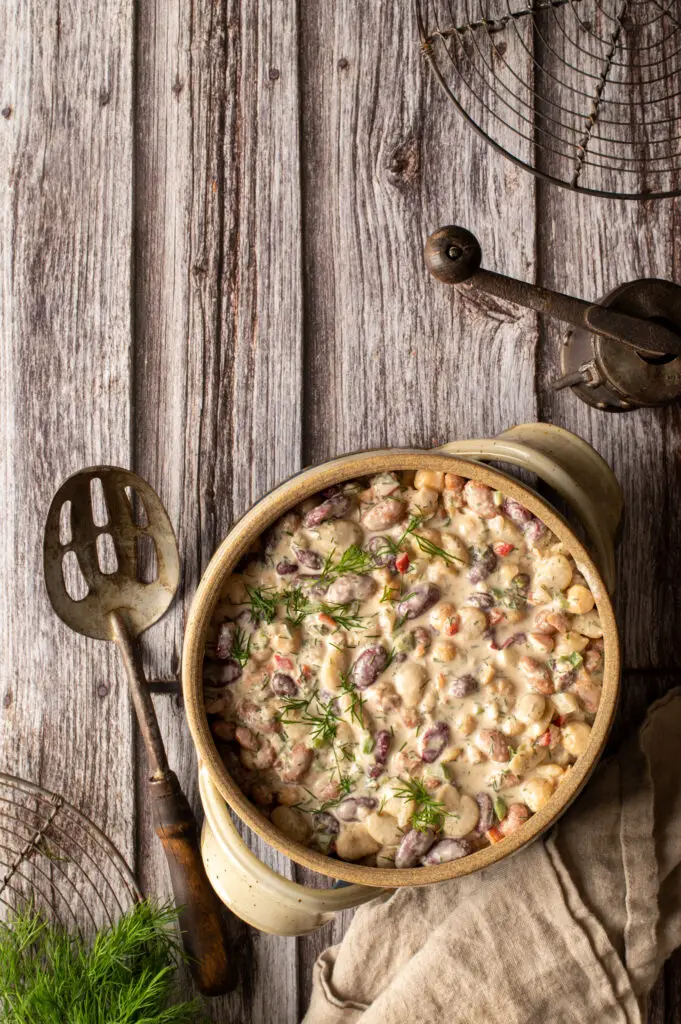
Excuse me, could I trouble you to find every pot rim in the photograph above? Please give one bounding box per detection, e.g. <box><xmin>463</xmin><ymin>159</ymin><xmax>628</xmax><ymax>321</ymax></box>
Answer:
<box><xmin>182</xmin><ymin>447</ymin><xmax>620</xmax><ymax>888</ymax></box>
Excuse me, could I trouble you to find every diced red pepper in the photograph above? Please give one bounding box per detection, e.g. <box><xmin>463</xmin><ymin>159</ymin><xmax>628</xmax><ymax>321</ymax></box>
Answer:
<box><xmin>274</xmin><ymin>654</ymin><xmax>294</xmax><ymax>671</ymax></box>
<box><xmin>537</xmin><ymin>728</ymin><xmax>552</xmax><ymax>747</ymax></box>
<box><xmin>486</xmin><ymin>826</ymin><xmax>504</xmax><ymax>844</ymax></box>
<box><xmin>395</xmin><ymin>551</ymin><xmax>410</xmax><ymax>573</ymax></box>
<box><xmin>493</xmin><ymin>542</ymin><xmax>514</xmax><ymax>557</ymax></box>
<box><xmin>489</xmin><ymin>608</ymin><xmax>506</xmax><ymax>626</ymax></box>
<box><xmin>554</xmin><ymin>714</ymin><xmax>567</xmax><ymax>728</ymax></box>
<box><xmin>318</xmin><ymin>613</ymin><xmax>337</xmax><ymax>628</ymax></box>
<box><xmin>444</xmin><ymin>614</ymin><xmax>460</xmax><ymax>636</ymax></box>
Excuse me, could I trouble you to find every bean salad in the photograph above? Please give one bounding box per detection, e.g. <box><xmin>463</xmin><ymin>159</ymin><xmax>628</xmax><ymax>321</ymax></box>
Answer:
<box><xmin>203</xmin><ymin>469</ymin><xmax>604</xmax><ymax>870</ymax></box>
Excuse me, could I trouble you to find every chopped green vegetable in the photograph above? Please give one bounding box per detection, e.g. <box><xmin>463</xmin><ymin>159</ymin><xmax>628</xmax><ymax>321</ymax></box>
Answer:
<box><xmin>493</xmin><ymin>795</ymin><xmax>507</xmax><ymax>821</ymax></box>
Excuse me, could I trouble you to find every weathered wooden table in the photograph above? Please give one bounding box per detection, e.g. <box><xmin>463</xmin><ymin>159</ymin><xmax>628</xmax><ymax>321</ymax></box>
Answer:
<box><xmin>2</xmin><ymin>2</ymin><xmax>680</xmax><ymax>1020</ymax></box>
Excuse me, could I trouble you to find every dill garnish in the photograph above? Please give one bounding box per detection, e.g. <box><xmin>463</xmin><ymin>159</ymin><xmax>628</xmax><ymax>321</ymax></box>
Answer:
<box><xmin>245</xmin><ymin>585</ymin><xmax>279</xmax><ymax>624</ymax></box>
<box><xmin>338</xmin><ymin>672</ymin><xmax>366</xmax><ymax>727</ymax></box>
<box><xmin>276</xmin><ymin>689</ymin><xmax>340</xmax><ymax>748</ymax></box>
<box><xmin>231</xmin><ymin>626</ymin><xmax>251</xmax><ymax>667</ymax></box>
<box><xmin>319</xmin><ymin>544</ymin><xmax>375</xmax><ymax>584</ymax></box>
<box><xmin>391</xmin><ymin>778</ymin><xmax>451</xmax><ymax>832</ymax></box>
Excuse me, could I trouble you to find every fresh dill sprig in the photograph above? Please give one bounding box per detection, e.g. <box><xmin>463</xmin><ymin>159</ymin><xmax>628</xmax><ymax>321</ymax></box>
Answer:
<box><xmin>338</xmin><ymin>672</ymin><xmax>366</xmax><ymax>728</ymax></box>
<box><xmin>283</xmin><ymin>585</ymin><xmax>314</xmax><ymax>627</ymax></box>
<box><xmin>0</xmin><ymin>901</ymin><xmax>203</xmax><ymax>1023</ymax></box>
<box><xmin>245</xmin><ymin>585</ymin><xmax>279</xmax><ymax>624</ymax></box>
<box><xmin>276</xmin><ymin>689</ymin><xmax>340</xmax><ymax>748</ymax></box>
<box><xmin>231</xmin><ymin>626</ymin><xmax>251</xmax><ymax>667</ymax></box>
<box><xmin>318</xmin><ymin>602</ymin><xmax>366</xmax><ymax>631</ymax></box>
<box><xmin>319</xmin><ymin>544</ymin><xmax>375</xmax><ymax>584</ymax></box>
<box><xmin>391</xmin><ymin>777</ymin><xmax>451</xmax><ymax>832</ymax></box>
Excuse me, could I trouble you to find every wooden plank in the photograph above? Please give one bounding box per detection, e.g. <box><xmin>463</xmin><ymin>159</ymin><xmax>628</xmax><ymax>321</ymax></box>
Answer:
<box><xmin>0</xmin><ymin>0</ymin><xmax>136</xmax><ymax>867</ymax></box>
<box><xmin>295</xmin><ymin>0</ymin><xmax>539</xmax><ymax>1013</ymax></box>
<box><xmin>133</xmin><ymin>1</ymin><xmax>303</xmax><ymax>1018</ymax></box>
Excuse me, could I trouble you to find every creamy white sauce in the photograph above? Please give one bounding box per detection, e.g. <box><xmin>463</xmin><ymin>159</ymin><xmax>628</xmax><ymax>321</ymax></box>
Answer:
<box><xmin>203</xmin><ymin>471</ymin><xmax>604</xmax><ymax>869</ymax></box>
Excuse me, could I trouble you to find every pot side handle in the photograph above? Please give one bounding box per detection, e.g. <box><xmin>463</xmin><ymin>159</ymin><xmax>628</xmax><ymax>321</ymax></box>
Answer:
<box><xmin>436</xmin><ymin>423</ymin><xmax>622</xmax><ymax>593</ymax></box>
<box><xmin>198</xmin><ymin>764</ymin><xmax>391</xmax><ymax>936</ymax></box>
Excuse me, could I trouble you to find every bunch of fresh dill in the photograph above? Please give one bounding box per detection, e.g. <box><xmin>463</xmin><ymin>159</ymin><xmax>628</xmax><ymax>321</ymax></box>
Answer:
<box><xmin>0</xmin><ymin>901</ymin><xmax>205</xmax><ymax>1023</ymax></box>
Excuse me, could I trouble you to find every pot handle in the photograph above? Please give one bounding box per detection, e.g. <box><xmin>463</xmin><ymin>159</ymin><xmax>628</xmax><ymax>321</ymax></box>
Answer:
<box><xmin>436</xmin><ymin>423</ymin><xmax>622</xmax><ymax>593</ymax></box>
<box><xmin>198</xmin><ymin>764</ymin><xmax>390</xmax><ymax>936</ymax></box>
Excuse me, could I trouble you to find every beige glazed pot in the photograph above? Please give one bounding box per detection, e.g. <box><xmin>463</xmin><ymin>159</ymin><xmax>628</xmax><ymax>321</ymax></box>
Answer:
<box><xmin>182</xmin><ymin>423</ymin><xmax>622</xmax><ymax>935</ymax></box>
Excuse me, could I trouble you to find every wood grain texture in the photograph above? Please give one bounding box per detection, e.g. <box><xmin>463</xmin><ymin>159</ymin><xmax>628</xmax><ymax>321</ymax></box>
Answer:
<box><xmin>133</xmin><ymin>0</ymin><xmax>303</xmax><ymax>1018</ymax></box>
<box><xmin>1</xmin><ymin>0</ymin><xmax>680</xmax><ymax>1020</ymax></box>
<box><xmin>0</xmin><ymin>0</ymin><xmax>136</xmax><ymax>863</ymax></box>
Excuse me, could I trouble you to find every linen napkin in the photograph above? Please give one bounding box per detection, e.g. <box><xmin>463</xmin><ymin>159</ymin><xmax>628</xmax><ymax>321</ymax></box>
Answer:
<box><xmin>304</xmin><ymin>688</ymin><xmax>681</xmax><ymax>1023</ymax></box>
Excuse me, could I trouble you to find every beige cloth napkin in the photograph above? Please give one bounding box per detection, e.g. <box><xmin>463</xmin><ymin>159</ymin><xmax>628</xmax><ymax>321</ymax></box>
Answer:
<box><xmin>304</xmin><ymin>689</ymin><xmax>681</xmax><ymax>1024</ymax></box>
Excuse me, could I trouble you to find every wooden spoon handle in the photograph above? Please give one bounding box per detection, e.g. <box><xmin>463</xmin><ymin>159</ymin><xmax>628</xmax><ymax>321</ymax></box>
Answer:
<box><xmin>149</xmin><ymin>771</ymin><xmax>237</xmax><ymax>995</ymax></box>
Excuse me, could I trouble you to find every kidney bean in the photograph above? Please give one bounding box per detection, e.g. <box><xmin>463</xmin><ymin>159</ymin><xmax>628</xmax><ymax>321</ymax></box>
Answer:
<box><xmin>500</xmin><ymin>632</ymin><xmax>526</xmax><ymax>650</ymax></box>
<box><xmin>475</xmin><ymin>793</ymin><xmax>495</xmax><ymax>833</ymax></box>
<box><xmin>367</xmin><ymin>535</ymin><xmax>397</xmax><ymax>569</ymax></box>
<box><xmin>304</xmin><ymin>492</ymin><xmax>352</xmax><ymax>528</ymax></box>
<box><xmin>468</xmin><ymin>547</ymin><xmax>497</xmax><ymax>583</ymax></box>
<box><xmin>466</xmin><ymin>592</ymin><xmax>495</xmax><ymax>611</ymax></box>
<box><xmin>203</xmin><ymin>657</ymin><xmax>242</xmax><ymax>686</ymax></box>
<box><xmin>524</xmin><ymin>518</ymin><xmax>547</xmax><ymax>546</ymax></box>
<box><xmin>448</xmin><ymin>675</ymin><xmax>478</xmax><ymax>698</ymax></box>
<box><xmin>534</xmin><ymin>609</ymin><xmax>569</xmax><ymax>634</ymax></box>
<box><xmin>292</xmin><ymin>544</ymin><xmax>323</xmax><ymax>570</ymax></box>
<box><xmin>502</xmin><ymin>496</ymin><xmax>533</xmax><ymax>527</ymax></box>
<box><xmin>395</xmin><ymin>829</ymin><xmax>437</xmax><ymax>869</ymax></box>
<box><xmin>477</xmin><ymin>729</ymin><xmax>510</xmax><ymax>763</ymax></box>
<box><xmin>499</xmin><ymin>802</ymin><xmax>531</xmax><ymax>836</ymax></box>
<box><xmin>421</xmin><ymin>838</ymin><xmax>475</xmax><ymax>865</ymax></box>
<box><xmin>313</xmin><ymin>812</ymin><xmax>340</xmax><ymax>835</ymax></box>
<box><xmin>326</xmin><ymin>573</ymin><xmax>378</xmax><ymax>605</ymax></box>
<box><xmin>420</xmin><ymin>721</ymin><xmax>450</xmax><ymax>763</ymax></box>
<box><xmin>518</xmin><ymin>655</ymin><xmax>555</xmax><ymax>695</ymax></box>
<box><xmin>374</xmin><ymin>729</ymin><xmax>391</xmax><ymax>765</ymax></box>
<box><xmin>215</xmin><ymin>621</ymin><xmax>236</xmax><ymax>659</ymax></box>
<box><xmin>397</xmin><ymin>583</ymin><xmax>441</xmax><ymax>620</ymax></box>
<box><xmin>362</xmin><ymin>498</ymin><xmax>406</xmax><ymax>532</ymax></box>
<box><xmin>276</xmin><ymin>558</ymin><xmax>298</xmax><ymax>576</ymax></box>
<box><xmin>211</xmin><ymin>719</ymin><xmax>236</xmax><ymax>742</ymax></box>
<box><xmin>350</xmin><ymin>644</ymin><xmax>389</xmax><ymax>690</ymax></box>
<box><xmin>463</xmin><ymin>480</ymin><xmax>497</xmax><ymax>518</ymax></box>
<box><xmin>271</xmin><ymin>672</ymin><xmax>297</xmax><ymax>697</ymax></box>
<box><xmin>334</xmin><ymin>796</ymin><xmax>378</xmax><ymax>822</ymax></box>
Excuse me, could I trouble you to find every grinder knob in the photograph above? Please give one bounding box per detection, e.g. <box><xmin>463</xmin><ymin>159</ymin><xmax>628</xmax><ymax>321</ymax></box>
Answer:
<box><xmin>424</xmin><ymin>226</ymin><xmax>482</xmax><ymax>285</ymax></box>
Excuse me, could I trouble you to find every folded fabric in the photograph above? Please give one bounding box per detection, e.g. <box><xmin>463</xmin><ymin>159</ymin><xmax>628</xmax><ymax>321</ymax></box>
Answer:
<box><xmin>304</xmin><ymin>689</ymin><xmax>681</xmax><ymax>1024</ymax></box>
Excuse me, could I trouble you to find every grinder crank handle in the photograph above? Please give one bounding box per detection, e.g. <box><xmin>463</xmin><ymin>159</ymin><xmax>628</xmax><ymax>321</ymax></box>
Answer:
<box><xmin>110</xmin><ymin>612</ymin><xmax>237</xmax><ymax>996</ymax></box>
<box><xmin>424</xmin><ymin>225</ymin><xmax>681</xmax><ymax>360</ymax></box>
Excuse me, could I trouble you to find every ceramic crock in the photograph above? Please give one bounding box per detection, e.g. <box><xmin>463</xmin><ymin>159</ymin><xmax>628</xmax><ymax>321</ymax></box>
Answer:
<box><xmin>182</xmin><ymin>423</ymin><xmax>622</xmax><ymax>936</ymax></box>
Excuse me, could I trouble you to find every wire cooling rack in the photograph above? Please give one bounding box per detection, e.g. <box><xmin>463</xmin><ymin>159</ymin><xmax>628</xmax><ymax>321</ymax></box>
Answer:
<box><xmin>0</xmin><ymin>773</ymin><xmax>140</xmax><ymax>937</ymax></box>
<box><xmin>416</xmin><ymin>0</ymin><xmax>681</xmax><ymax>199</ymax></box>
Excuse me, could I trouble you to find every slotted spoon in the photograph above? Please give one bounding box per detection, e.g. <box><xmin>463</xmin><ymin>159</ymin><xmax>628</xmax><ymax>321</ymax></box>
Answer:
<box><xmin>43</xmin><ymin>466</ymin><xmax>236</xmax><ymax>995</ymax></box>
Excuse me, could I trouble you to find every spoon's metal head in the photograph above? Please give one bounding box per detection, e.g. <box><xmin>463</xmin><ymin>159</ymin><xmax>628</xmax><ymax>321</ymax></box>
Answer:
<box><xmin>44</xmin><ymin>467</ymin><xmax>180</xmax><ymax>641</ymax></box>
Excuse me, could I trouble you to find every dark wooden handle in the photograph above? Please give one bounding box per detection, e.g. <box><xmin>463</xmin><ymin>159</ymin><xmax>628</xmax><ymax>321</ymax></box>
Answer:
<box><xmin>149</xmin><ymin>771</ymin><xmax>238</xmax><ymax>995</ymax></box>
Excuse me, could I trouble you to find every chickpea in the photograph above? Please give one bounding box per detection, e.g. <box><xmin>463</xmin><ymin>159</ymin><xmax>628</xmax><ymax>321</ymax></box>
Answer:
<box><xmin>394</xmin><ymin>661</ymin><xmax>427</xmax><ymax>707</ymax></box>
<box><xmin>271</xmin><ymin>806</ymin><xmax>312</xmax><ymax>844</ymax></box>
<box><xmin>561</xmin><ymin>721</ymin><xmax>592</xmax><ymax>757</ymax></box>
<box><xmin>551</xmin><ymin>691</ymin><xmax>580</xmax><ymax>718</ymax></box>
<box><xmin>571</xmin><ymin>610</ymin><xmax>603</xmax><ymax>639</ymax></box>
<box><xmin>535</xmin><ymin>763</ymin><xmax>565</xmax><ymax>783</ymax></box>
<box><xmin>465</xmin><ymin>744</ymin><xmax>485</xmax><ymax>765</ymax></box>
<box><xmin>528</xmin><ymin>632</ymin><xmax>554</xmax><ymax>654</ymax></box>
<box><xmin>430</xmin><ymin>602</ymin><xmax>459</xmax><ymax>634</ymax></box>
<box><xmin>533</xmin><ymin>555</ymin><xmax>573</xmax><ymax>592</ymax></box>
<box><xmin>501</xmin><ymin>716</ymin><xmax>525</xmax><ymax>737</ymax></box>
<box><xmin>566</xmin><ymin>584</ymin><xmax>595</xmax><ymax>615</ymax></box>
<box><xmin>478</xmin><ymin>663</ymin><xmax>496</xmax><ymax>686</ymax></box>
<box><xmin>414</xmin><ymin>470</ymin><xmax>445</xmax><ymax>492</ymax></box>
<box><xmin>457</xmin><ymin>606</ymin><xmax>488</xmax><ymax>642</ymax></box>
<box><xmin>410</xmin><ymin>486</ymin><xmax>440</xmax><ymax>518</ymax></box>
<box><xmin>431</xmin><ymin>639</ymin><xmax>457</xmax><ymax>663</ymax></box>
<box><xmin>420</xmin><ymin>686</ymin><xmax>437</xmax><ymax>713</ymax></box>
<box><xmin>497</xmin><ymin>560</ymin><xmax>522</xmax><ymax>587</ymax></box>
<box><xmin>520</xmin><ymin>776</ymin><xmax>555</xmax><ymax>813</ymax></box>
<box><xmin>440</xmin><ymin>744</ymin><xmax>462</xmax><ymax>763</ymax></box>
<box><xmin>377</xmin><ymin>605</ymin><xmax>397</xmax><ymax>633</ymax></box>
<box><xmin>509</xmin><ymin>743</ymin><xmax>547</xmax><ymax>776</ymax></box>
<box><xmin>554</xmin><ymin>631</ymin><xmax>589</xmax><ymax>658</ymax></box>
<box><xmin>515</xmin><ymin>692</ymin><xmax>547</xmax><ymax>724</ymax></box>
<box><xmin>365</xmin><ymin>812</ymin><xmax>402</xmax><ymax>847</ymax></box>
<box><xmin>455</xmin><ymin>712</ymin><xmax>476</xmax><ymax>736</ymax></box>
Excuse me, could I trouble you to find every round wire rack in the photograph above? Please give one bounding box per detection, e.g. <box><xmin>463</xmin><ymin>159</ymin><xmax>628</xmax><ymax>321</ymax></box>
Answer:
<box><xmin>416</xmin><ymin>0</ymin><xmax>681</xmax><ymax>199</ymax></box>
<box><xmin>0</xmin><ymin>773</ymin><xmax>140</xmax><ymax>938</ymax></box>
